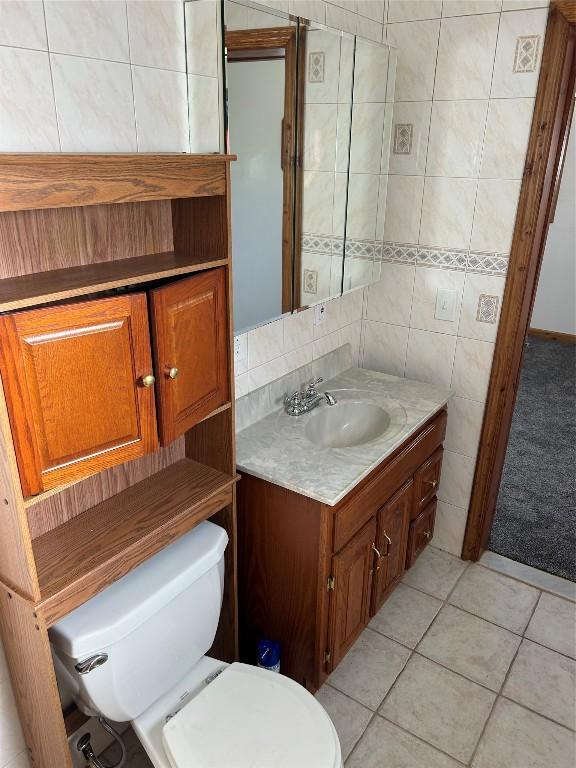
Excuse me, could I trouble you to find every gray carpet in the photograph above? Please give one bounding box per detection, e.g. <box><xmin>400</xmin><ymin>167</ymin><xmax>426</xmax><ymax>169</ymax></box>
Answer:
<box><xmin>489</xmin><ymin>336</ymin><xmax>576</xmax><ymax>582</ymax></box>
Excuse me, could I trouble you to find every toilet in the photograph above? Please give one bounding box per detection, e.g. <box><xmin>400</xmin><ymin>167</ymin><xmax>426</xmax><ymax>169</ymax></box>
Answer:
<box><xmin>49</xmin><ymin>521</ymin><xmax>342</xmax><ymax>768</ymax></box>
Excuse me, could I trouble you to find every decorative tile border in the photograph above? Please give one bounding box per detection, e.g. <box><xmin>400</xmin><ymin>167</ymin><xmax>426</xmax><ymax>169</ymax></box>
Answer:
<box><xmin>417</xmin><ymin>247</ymin><xmax>468</xmax><ymax>271</ymax></box>
<box><xmin>301</xmin><ymin>237</ymin><xmax>510</xmax><ymax>276</ymax></box>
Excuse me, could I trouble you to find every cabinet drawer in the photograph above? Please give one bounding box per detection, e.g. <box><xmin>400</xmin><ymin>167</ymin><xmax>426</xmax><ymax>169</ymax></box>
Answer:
<box><xmin>406</xmin><ymin>499</ymin><xmax>437</xmax><ymax>568</ymax></box>
<box><xmin>413</xmin><ymin>447</ymin><xmax>443</xmax><ymax>520</ymax></box>
<box><xmin>333</xmin><ymin>409</ymin><xmax>446</xmax><ymax>552</ymax></box>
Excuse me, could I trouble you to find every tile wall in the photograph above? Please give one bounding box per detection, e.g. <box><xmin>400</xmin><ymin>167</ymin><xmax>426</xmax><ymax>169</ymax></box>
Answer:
<box><xmin>0</xmin><ymin>0</ymin><xmax>221</xmax><ymax>154</ymax></box>
<box><xmin>361</xmin><ymin>0</ymin><xmax>549</xmax><ymax>557</ymax></box>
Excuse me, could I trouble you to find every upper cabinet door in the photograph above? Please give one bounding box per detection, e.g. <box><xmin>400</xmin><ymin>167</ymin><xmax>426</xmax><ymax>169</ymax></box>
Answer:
<box><xmin>150</xmin><ymin>268</ymin><xmax>229</xmax><ymax>445</ymax></box>
<box><xmin>0</xmin><ymin>294</ymin><xmax>158</xmax><ymax>497</ymax></box>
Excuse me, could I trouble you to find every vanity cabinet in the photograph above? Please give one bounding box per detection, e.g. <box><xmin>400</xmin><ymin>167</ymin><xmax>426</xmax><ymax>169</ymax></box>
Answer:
<box><xmin>0</xmin><ymin>268</ymin><xmax>229</xmax><ymax>497</ymax></box>
<box><xmin>329</xmin><ymin>518</ymin><xmax>376</xmax><ymax>669</ymax></box>
<box><xmin>237</xmin><ymin>407</ymin><xmax>447</xmax><ymax>691</ymax></box>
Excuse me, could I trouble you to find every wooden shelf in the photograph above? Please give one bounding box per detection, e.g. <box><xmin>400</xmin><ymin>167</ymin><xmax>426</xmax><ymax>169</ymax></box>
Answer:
<box><xmin>32</xmin><ymin>458</ymin><xmax>238</xmax><ymax>626</ymax></box>
<box><xmin>0</xmin><ymin>250</ymin><xmax>228</xmax><ymax>312</ymax></box>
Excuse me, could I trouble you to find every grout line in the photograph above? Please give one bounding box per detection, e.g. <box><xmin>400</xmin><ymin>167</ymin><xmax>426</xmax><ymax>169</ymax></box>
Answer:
<box><xmin>124</xmin><ymin>0</ymin><xmax>139</xmax><ymax>152</ymax></box>
<box><xmin>476</xmin><ymin>559</ymin><xmax>576</xmax><ymax>605</ymax></box>
<box><xmin>40</xmin><ymin>1</ymin><xmax>62</xmax><ymax>152</ymax></box>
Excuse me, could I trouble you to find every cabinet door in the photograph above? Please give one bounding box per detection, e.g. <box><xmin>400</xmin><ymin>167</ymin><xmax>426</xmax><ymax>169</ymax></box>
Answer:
<box><xmin>328</xmin><ymin>518</ymin><xmax>376</xmax><ymax>670</ymax></box>
<box><xmin>0</xmin><ymin>294</ymin><xmax>157</xmax><ymax>497</ymax></box>
<box><xmin>406</xmin><ymin>499</ymin><xmax>437</xmax><ymax>569</ymax></box>
<box><xmin>371</xmin><ymin>480</ymin><xmax>412</xmax><ymax>616</ymax></box>
<box><xmin>413</xmin><ymin>447</ymin><xmax>443</xmax><ymax>519</ymax></box>
<box><xmin>150</xmin><ymin>269</ymin><xmax>229</xmax><ymax>445</ymax></box>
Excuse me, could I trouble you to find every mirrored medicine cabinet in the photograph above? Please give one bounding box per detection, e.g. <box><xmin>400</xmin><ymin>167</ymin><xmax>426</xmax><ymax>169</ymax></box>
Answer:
<box><xmin>223</xmin><ymin>0</ymin><xmax>397</xmax><ymax>334</ymax></box>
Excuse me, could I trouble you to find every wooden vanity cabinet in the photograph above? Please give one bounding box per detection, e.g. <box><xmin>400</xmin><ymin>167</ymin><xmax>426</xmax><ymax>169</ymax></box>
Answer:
<box><xmin>237</xmin><ymin>407</ymin><xmax>447</xmax><ymax>691</ymax></box>
<box><xmin>0</xmin><ymin>293</ymin><xmax>158</xmax><ymax>497</ymax></box>
<box><xmin>150</xmin><ymin>268</ymin><xmax>229</xmax><ymax>445</ymax></box>
<box><xmin>328</xmin><ymin>518</ymin><xmax>376</xmax><ymax>668</ymax></box>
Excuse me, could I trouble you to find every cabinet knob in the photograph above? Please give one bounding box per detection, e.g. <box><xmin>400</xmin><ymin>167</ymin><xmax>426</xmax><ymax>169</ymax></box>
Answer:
<box><xmin>424</xmin><ymin>530</ymin><xmax>431</xmax><ymax>540</ymax></box>
<box><xmin>166</xmin><ymin>366</ymin><xmax>180</xmax><ymax>380</ymax></box>
<box><xmin>141</xmin><ymin>374</ymin><xmax>155</xmax><ymax>388</ymax></box>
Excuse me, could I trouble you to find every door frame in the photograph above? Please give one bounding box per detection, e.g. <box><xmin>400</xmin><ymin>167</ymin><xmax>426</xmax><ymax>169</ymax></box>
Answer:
<box><xmin>462</xmin><ymin>0</ymin><xmax>576</xmax><ymax>560</ymax></box>
<box><xmin>225</xmin><ymin>27</ymin><xmax>298</xmax><ymax>314</ymax></box>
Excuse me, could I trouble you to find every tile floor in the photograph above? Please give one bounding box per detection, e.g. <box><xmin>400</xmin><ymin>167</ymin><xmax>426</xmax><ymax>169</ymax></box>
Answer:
<box><xmin>107</xmin><ymin>547</ymin><xmax>576</xmax><ymax>768</ymax></box>
<box><xmin>317</xmin><ymin>547</ymin><xmax>576</xmax><ymax>767</ymax></box>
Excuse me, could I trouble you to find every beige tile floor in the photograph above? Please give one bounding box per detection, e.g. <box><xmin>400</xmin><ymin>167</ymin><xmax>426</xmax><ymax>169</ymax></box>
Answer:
<box><xmin>319</xmin><ymin>547</ymin><xmax>576</xmax><ymax>767</ymax></box>
<box><xmin>106</xmin><ymin>547</ymin><xmax>576</xmax><ymax>767</ymax></box>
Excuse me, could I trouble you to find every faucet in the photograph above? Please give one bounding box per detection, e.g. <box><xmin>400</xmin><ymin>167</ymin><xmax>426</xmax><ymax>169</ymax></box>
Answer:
<box><xmin>284</xmin><ymin>377</ymin><xmax>337</xmax><ymax>416</ymax></box>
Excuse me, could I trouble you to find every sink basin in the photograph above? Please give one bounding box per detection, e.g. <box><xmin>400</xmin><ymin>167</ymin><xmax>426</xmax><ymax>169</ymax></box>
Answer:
<box><xmin>305</xmin><ymin>401</ymin><xmax>392</xmax><ymax>448</ymax></box>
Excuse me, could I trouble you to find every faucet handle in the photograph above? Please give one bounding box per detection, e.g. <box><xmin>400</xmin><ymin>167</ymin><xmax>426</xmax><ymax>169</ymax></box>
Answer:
<box><xmin>306</xmin><ymin>377</ymin><xmax>323</xmax><ymax>395</ymax></box>
<box><xmin>285</xmin><ymin>390</ymin><xmax>301</xmax><ymax>404</ymax></box>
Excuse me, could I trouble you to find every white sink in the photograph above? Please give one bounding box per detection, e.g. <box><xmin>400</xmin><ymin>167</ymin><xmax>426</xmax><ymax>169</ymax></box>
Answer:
<box><xmin>305</xmin><ymin>401</ymin><xmax>392</xmax><ymax>448</ymax></box>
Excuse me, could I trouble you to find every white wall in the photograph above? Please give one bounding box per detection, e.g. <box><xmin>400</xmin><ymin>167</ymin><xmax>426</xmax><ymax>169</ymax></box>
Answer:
<box><xmin>531</xmin><ymin>113</ymin><xmax>576</xmax><ymax>335</ymax></box>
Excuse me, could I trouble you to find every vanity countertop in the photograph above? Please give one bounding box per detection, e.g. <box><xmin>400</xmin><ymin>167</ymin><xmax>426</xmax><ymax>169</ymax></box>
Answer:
<box><xmin>236</xmin><ymin>367</ymin><xmax>451</xmax><ymax>506</ymax></box>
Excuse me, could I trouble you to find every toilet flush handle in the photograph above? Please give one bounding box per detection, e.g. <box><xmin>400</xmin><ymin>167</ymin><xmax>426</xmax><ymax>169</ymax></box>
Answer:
<box><xmin>75</xmin><ymin>653</ymin><xmax>109</xmax><ymax>675</ymax></box>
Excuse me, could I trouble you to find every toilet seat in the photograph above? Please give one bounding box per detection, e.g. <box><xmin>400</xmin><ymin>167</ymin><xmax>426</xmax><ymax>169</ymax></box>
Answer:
<box><xmin>161</xmin><ymin>662</ymin><xmax>341</xmax><ymax>768</ymax></box>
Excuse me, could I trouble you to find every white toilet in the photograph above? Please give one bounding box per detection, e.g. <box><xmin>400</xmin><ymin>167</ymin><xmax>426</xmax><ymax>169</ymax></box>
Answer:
<box><xmin>50</xmin><ymin>521</ymin><xmax>342</xmax><ymax>768</ymax></box>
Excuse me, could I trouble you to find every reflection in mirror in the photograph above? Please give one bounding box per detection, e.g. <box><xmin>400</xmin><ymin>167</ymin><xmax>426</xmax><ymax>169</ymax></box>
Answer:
<box><xmin>225</xmin><ymin>1</ymin><xmax>297</xmax><ymax>334</ymax></box>
<box><xmin>296</xmin><ymin>22</ymin><xmax>355</xmax><ymax>310</ymax></box>
<box><xmin>343</xmin><ymin>37</ymin><xmax>396</xmax><ymax>295</ymax></box>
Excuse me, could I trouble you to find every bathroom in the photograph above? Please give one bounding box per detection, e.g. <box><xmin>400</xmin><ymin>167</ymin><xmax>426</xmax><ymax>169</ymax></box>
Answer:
<box><xmin>0</xmin><ymin>1</ymin><xmax>574</xmax><ymax>767</ymax></box>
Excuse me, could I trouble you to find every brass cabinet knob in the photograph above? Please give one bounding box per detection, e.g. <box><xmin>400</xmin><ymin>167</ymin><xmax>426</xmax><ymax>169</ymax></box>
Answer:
<box><xmin>141</xmin><ymin>374</ymin><xmax>155</xmax><ymax>388</ymax></box>
<box><xmin>166</xmin><ymin>366</ymin><xmax>180</xmax><ymax>380</ymax></box>
<box><xmin>424</xmin><ymin>531</ymin><xmax>431</xmax><ymax>540</ymax></box>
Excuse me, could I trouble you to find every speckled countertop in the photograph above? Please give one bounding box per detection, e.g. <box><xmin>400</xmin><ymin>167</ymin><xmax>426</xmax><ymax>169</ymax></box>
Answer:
<box><xmin>236</xmin><ymin>366</ymin><xmax>451</xmax><ymax>506</ymax></box>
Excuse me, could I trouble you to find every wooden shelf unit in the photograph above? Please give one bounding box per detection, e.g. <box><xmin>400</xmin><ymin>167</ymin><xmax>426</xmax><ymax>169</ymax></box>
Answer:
<box><xmin>33</xmin><ymin>458</ymin><xmax>238</xmax><ymax>627</ymax></box>
<box><xmin>0</xmin><ymin>153</ymin><xmax>238</xmax><ymax>768</ymax></box>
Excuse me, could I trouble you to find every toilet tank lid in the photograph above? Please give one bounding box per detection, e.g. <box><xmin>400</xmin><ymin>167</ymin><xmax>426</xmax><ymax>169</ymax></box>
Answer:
<box><xmin>49</xmin><ymin>521</ymin><xmax>228</xmax><ymax>659</ymax></box>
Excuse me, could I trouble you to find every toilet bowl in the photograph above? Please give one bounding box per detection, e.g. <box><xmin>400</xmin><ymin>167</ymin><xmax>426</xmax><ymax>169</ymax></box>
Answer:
<box><xmin>50</xmin><ymin>521</ymin><xmax>342</xmax><ymax>768</ymax></box>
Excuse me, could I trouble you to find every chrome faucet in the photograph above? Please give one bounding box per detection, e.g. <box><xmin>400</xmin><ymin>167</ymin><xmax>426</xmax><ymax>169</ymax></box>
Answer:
<box><xmin>284</xmin><ymin>377</ymin><xmax>337</xmax><ymax>416</ymax></box>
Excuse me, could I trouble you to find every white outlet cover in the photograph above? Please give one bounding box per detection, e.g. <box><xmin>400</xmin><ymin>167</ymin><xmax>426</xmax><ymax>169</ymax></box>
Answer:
<box><xmin>234</xmin><ymin>335</ymin><xmax>247</xmax><ymax>369</ymax></box>
<box><xmin>435</xmin><ymin>288</ymin><xmax>458</xmax><ymax>322</ymax></box>
<box><xmin>314</xmin><ymin>302</ymin><xmax>326</xmax><ymax>326</ymax></box>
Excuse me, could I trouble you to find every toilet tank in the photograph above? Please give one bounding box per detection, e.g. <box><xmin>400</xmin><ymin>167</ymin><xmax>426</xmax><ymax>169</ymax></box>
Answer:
<box><xmin>49</xmin><ymin>521</ymin><xmax>228</xmax><ymax>723</ymax></box>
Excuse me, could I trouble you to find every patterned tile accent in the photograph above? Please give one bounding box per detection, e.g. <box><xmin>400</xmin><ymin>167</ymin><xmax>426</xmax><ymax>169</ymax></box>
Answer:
<box><xmin>303</xmin><ymin>268</ymin><xmax>318</xmax><ymax>294</ymax></box>
<box><xmin>513</xmin><ymin>35</ymin><xmax>541</xmax><ymax>74</ymax></box>
<box><xmin>468</xmin><ymin>252</ymin><xmax>509</xmax><ymax>276</ymax></box>
<box><xmin>301</xmin><ymin>234</ymin><xmax>333</xmax><ymax>254</ymax></box>
<box><xmin>345</xmin><ymin>239</ymin><xmax>376</xmax><ymax>259</ymax></box>
<box><xmin>381</xmin><ymin>242</ymin><xmax>418</xmax><ymax>264</ymax></box>
<box><xmin>393</xmin><ymin>123</ymin><xmax>413</xmax><ymax>155</ymax></box>
<box><xmin>308</xmin><ymin>51</ymin><xmax>325</xmax><ymax>83</ymax></box>
<box><xmin>417</xmin><ymin>247</ymin><xmax>468</xmax><ymax>271</ymax></box>
<box><xmin>477</xmin><ymin>294</ymin><xmax>500</xmax><ymax>324</ymax></box>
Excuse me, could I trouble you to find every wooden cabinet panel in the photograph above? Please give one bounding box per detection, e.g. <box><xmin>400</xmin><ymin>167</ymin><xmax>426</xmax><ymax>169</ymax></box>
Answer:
<box><xmin>328</xmin><ymin>518</ymin><xmax>376</xmax><ymax>670</ymax></box>
<box><xmin>406</xmin><ymin>499</ymin><xmax>437</xmax><ymax>569</ymax></box>
<box><xmin>151</xmin><ymin>268</ymin><xmax>229</xmax><ymax>445</ymax></box>
<box><xmin>0</xmin><ymin>294</ymin><xmax>157</xmax><ymax>496</ymax></box>
<box><xmin>371</xmin><ymin>480</ymin><xmax>412</xmax><ymax>616</ymax></box>
<box><xmin>413</xmin><ymin>447</ymin><xmax>443</xmax><ymax>519</ymax></box>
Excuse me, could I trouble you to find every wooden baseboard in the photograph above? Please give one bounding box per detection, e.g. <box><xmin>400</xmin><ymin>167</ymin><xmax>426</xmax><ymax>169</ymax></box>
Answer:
<box><xmin>528</xmin><ymin>327</ymin><xmax>576</xmax><ymax>343</ymax></box>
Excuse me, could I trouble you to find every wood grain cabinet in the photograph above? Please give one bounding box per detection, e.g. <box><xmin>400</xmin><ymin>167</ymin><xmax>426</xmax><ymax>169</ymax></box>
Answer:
<box><xmin>0</xmin><ymin>268</ymin><xmax>229</xmax><ymax>497</ymax></box>
<box><xmin>238</xmin><ymin>408</ymin><xmax>447</xmax><ymax>691</ymax></box>
<box><xmin>151</xmin><ymin>269</ymin><xmax>229</xmax><ymax>445</ymax></box>
<box><xmin>0</xmin><ymin>293</ymin><xmax>158</xmax><ymax>497</ymax></box>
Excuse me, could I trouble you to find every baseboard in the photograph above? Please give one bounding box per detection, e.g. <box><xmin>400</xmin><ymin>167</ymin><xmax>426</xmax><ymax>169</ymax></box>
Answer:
<box><xmin>528</xmin><ymin>327</ymin><xmax>576</xmax><ymax>344</ymax></box>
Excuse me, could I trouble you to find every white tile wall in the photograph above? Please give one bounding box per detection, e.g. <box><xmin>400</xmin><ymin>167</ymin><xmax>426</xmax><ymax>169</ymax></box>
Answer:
<box><xmin>361</xmin><ymin>0</ymin><xmax>549</xmax><ymax>560</ymax></box>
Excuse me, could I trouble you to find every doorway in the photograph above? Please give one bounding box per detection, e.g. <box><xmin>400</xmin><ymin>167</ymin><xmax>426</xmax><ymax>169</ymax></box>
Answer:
<box><xmin>462</xmin><ymin>1</ymin><xmax>576</xmax><ymax>570</ymax></box>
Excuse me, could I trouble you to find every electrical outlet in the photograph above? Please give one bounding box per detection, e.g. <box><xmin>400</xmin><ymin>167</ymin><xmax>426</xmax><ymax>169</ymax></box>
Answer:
<box><xmin>234</xmin><ymin>335</ymin><xmax>247</xmax><ymax>372</ymax></box>
<box><xmin>314</xmin><ymin>302</ymin><xmax>326</xmax><ymax>327</ymax></box>
<box><xmin>435</xmin><ymin>288</ymin><xmax>458</xmax><ymax>322</ymax></box>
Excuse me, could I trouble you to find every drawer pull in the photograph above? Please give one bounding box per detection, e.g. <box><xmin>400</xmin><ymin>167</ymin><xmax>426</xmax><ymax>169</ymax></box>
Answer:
<box><xmin>383</xmin><ymin>532</ymin><xmax>392</xmax><ymax>555</ymax></box>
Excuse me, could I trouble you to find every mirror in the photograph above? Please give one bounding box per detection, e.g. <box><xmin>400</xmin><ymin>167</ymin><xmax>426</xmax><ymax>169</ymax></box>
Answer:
<box><xmin>295</xmin><ymin>21</ymin><xmax>355</xmax><ymax>309</ymax></box>
<box><xmin>224</xmin><ymin>1</ymin><xmax>297</xmax><ymax>334</ymax></box>
<box><xmin>343</xmin><ymin>37</ymin><xmax>395</xmax><ymax>294</ymax></box>
<box><xmin>224</xmin><ymin>1</ymin><xmax>397</xmax><ymax>334</ymax></box>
